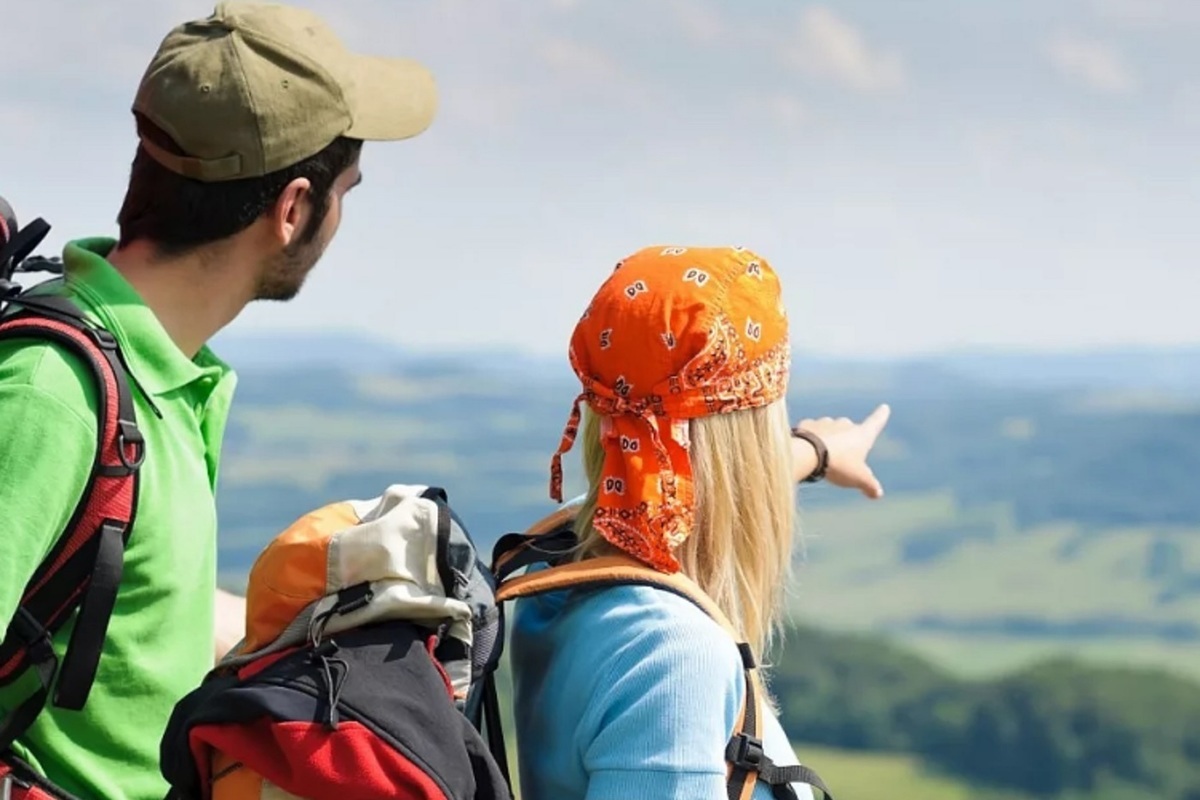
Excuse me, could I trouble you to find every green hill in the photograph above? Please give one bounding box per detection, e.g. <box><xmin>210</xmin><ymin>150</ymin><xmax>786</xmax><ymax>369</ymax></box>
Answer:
<box><xmin>771</xmin><ymin>624</ymin><xmax>1200</xmax><ymax>798</ymax></box>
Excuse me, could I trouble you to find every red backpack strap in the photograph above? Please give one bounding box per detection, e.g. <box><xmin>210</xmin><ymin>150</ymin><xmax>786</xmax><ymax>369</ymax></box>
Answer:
<box><xmin>0</xmin><ymin>295</ymin><xmax>143</xmax><ymax>753</ymax></box>
<box><xmin>0</xmin><ymin>750</ymin><xmax>83</xmax><ymax>800</ymax></box>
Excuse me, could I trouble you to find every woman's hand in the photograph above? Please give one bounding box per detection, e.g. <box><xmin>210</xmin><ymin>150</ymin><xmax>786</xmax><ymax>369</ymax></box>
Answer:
<box><xmin>791</xmin><ymin>404</ymin><xmax>891</xmax><ymax>499</ymax></box>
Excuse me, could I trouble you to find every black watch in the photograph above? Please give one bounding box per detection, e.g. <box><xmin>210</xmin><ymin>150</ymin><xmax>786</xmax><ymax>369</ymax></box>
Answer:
<box><xmin>791</xmin><ymin>428</ymin><xmax>828</xmax><ymax>483</ymax></box>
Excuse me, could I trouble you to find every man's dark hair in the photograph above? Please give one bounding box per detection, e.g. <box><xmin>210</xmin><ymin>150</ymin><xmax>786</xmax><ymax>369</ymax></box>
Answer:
<box><xmin>116</xmin><ymin>115</ymin><xmax>362</xmax><ymax>257</ymax></box>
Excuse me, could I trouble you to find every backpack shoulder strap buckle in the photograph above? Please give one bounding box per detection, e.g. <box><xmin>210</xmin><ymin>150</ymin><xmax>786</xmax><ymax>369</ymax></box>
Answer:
<box><xmin>88</xmin><ymin>326</ymin><xmax>118</xmax><ymax>350</ymax></box>
<box><xmin>116</xmin><ymin>419</ymin><xmax>146</xmax><ymax>472</ymax></box>
<box><xmin>10</xmin><ymin>609</ymin><xmax>54</xmax><ymax>667</ymax></box>
<box><xmin>726</xmin><ymin>731</ymin><xmax>766</xmax><ymax>772</ymax></box>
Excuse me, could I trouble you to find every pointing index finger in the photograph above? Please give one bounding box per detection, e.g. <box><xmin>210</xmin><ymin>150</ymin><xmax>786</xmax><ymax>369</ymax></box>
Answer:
<box><xmin>861</xmin><ymin>403</ymin><xmax>892</xmax><ymax>436</ymax></box>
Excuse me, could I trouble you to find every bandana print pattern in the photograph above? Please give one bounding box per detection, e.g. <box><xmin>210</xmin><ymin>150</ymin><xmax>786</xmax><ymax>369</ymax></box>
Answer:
<box><xmin>550</xmin><ymin>245</ymin><xmax>790</xmax><ymax>573</ymax></box>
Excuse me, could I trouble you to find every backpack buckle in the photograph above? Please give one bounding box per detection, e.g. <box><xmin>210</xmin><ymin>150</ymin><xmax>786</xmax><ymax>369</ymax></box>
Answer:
<box><xmin>88</xmin><ymin>327</ymin><xmax>118</xmax><ymax>350</ymax></box>
<box><xmin>727</xmin><ymin>732</ymin><xmax>765</xmax><ymax>771</ymax></box>
<box><xmin>117</xmin><ymin>420</ymin><xmax>146</xmax><ymax>472</ymax></box>
<box><xmin>333</xmin><ymin>583</ymin><xmax>374</xmax><ymax>616</ymax></box>
<box><xmin>0</xmin><ymin>279</ymin><xmax>20</xmax><ymax>303</ymax></box>
<box><xmin>12</xmin><ymin>609</ymin><xmax>53</xmax><ymax>664</ymax></box>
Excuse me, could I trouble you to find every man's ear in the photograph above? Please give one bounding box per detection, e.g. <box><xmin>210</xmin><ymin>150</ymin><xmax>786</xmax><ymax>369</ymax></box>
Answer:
<box><xmin>270</xmin><ymin>177</ymin><xmax>313</xmax><ymax>248</ymax></box>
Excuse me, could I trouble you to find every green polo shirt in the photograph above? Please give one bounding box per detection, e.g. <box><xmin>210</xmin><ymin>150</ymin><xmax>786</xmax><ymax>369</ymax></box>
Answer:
<box><xmin>0</xmin><ymin>238</ymin><xmax>237</xmax><ymax>800</ymax></box>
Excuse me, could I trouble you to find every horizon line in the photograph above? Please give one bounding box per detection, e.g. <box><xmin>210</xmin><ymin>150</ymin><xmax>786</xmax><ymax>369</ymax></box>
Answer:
<box><xmin>210</xmin><ymin>326</ymin><xmax>1200</xmax><ymax>364</ymax></box>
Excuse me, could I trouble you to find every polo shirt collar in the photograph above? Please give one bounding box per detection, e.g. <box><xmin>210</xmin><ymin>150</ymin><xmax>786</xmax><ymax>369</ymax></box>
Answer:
<box><xmin>58</xmin><ymin>237</ymin><xmax>230</xmax><ymax>397</ymax></box>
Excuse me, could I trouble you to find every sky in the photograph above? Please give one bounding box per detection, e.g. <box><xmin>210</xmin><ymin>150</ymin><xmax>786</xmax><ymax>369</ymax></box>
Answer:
<box><xmin>2</xmin><ymin>0</ymin><xmax>1197</xmax><ymax>358</ymax></box>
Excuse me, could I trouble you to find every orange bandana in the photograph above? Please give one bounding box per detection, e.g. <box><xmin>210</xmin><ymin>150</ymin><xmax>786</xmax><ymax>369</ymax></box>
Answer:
<box><xmin>550</xmin><ymin>245</ymin><xmax>790</xmax><ymax>573</ymax></box>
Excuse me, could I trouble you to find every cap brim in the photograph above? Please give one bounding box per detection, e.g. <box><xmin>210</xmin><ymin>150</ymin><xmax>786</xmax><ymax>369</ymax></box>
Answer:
<box><xmin>343</xmin><ymin>55</ymin><xmax>438</xmax><ymax>142</ymax></box>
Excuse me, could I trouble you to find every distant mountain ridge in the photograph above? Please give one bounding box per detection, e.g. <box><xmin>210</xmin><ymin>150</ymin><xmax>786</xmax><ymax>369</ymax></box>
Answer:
<box><xmin>210</xmin><ymin>329</ymin><xmax>573</xmax><ymax>379</ymax></box>
<box><xmin>211</xmin><ymin>329</ymin><xmax>1200</xmax><ymax>394</ymax></box>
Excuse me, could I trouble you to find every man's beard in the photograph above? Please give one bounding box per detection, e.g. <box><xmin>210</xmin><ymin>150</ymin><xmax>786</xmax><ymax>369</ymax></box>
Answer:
<box><xmin>253</xmin><ymin>233</ymin><xmax>328</xmax><ymax>302</ymax></box>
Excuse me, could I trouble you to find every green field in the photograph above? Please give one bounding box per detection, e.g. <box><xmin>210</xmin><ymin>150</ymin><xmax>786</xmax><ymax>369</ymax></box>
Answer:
<box><xmin>896</xmin><ymin>630</ymin><xmax>1200</xmax><ymax>682</ymax></box>
<box><xmin>792</xmin><ymin>744</ymin><xmax>1033</xmax><ymax>800</ymax></box>
<box><xmin>789</xmin><ymin>492</ymin><xmax>1200</xmax><ymax>681</ymax></box>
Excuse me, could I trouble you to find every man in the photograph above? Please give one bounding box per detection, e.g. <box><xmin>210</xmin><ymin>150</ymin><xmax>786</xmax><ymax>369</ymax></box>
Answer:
<box><xmin>0</xmin><ymin>3</ymin><xmax>437</xmax><ymax>798</ymax></box>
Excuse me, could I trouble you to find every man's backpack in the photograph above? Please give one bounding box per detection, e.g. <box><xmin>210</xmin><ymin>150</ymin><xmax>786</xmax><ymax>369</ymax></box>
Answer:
<box><xmin>158</xmin><ymin>485</ymin><xmax>512</xmax><ymax>800</ymax></box>
<box><xmin>0</xmin><ymin>203</ymin><xmax>146</xmax><ymax>800</ymax></box>
<box><xmin>482</xmin><ymin>504</ymin><xmax>836</xmax><ymax>800</ymax></box>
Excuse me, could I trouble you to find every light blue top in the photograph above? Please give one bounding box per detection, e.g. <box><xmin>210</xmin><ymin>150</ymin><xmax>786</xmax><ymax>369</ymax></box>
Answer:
<box><xmin>510</xmin><ymin>577</ymin><xmax>816</xmax><ymax>800</ymax></box>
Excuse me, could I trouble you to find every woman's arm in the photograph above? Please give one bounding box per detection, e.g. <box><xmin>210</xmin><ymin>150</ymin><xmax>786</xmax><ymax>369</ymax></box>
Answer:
<box><xmin>577</xmin><ymin>591</ymin><xmax>747</xmax><ymax>799</ymax></box>
<box><xmin>791</xmin><ymin>403</ymin><xmax>891</xmax><ymax>499</ymax></box>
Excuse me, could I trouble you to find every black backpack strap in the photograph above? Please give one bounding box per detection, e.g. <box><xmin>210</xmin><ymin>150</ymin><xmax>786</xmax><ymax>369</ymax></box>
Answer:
<box><xmin>0</xmin><ymin>610</ymin><xmax>60</xmax><ymax>761</ymax></box>
<box><xmin>723</xmin><ymin>644</ymin><xmax>834</xmax><ymax>800</ymax></box>
<box><xmin>0</xmin><ymin>296</ymin><xmax>143</xmax><ymax>752</ymax></box>
<box><xmin>479</xmin><ymin>509</ymin><xmax>582</xmax><ymax>791</ymax></box>
<box><xmin>0</xmin><ymin>217</ymin><xmax>51</xmax><ymax>298</ymax></box>
<box><xmin>478</xmin><ymin>671</ymin><xmax>510</xmax><ymax>787</ymax></box>
<box><xmin>491</xmin><ymin>526</ymin><xmax>579</xmax><ymax>585</ymax></box>
<box><xmin>725</xmin><ymin>643</ymin><xmax>762</xmax><ymax>800</ymax></box>
<box><xmin>490</xmin><ymin>499</ymin><xmax>584</xmax><ymax>583</ymax></box>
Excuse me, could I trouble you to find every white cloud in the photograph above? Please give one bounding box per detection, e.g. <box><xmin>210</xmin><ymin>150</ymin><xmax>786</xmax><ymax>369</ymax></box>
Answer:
<box><xmin>0</xmin><ymin>102</ymin><xmax>56</xmax><ymax>149</ymax></box>
<box><xmin>753</xmin><ymin>93</ymin><xmax>809</xmax><ymax>130</ymax></box>
<box><xmin>539</xmin><ymin>37</ymin><xmax>620</xmax><ymax>84</ymax></box>
<box><xmin>530</xmin><ymin>35</ymin><xmax>666</xmax><ymax>114</ymax></box>
<box><xmin>1046</xmin><ymin>35</ymin><xmax>1136</xmax><ymax>94</ymax></box>
<box><xmin>1092</xmin><ymin>0</ymin><xmax>1200</xmax><ymax>29</ymax></box>
<box><xmin>4</xmin><ymin>0</ymin><xmax>198</xmax><ymax>90</ymax></box>
<box><xmin>442</xmin><ymin>81</ymin><xmax>529</xmax><ymax>132</ymax></box>
<box><xmin>663</xmin><ymin>0</ymin><xmax>724</xmax><ymax>44</ymax></box>
<box><xmin>782</xmin><ymin>6</ymin><xmax>905</xmax><ymax>93</ymax></box>
<box><xmin>1174</xmin><ymin>83</ymin><xmax>1200</xmax><ymax>128</ymax></box>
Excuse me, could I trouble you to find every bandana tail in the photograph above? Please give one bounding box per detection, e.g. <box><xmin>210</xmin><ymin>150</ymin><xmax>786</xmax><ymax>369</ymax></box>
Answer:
<box><xmin>549</xmin><ymin>393</ymin><xmax>585</xmax><ymax>503</ymax></box>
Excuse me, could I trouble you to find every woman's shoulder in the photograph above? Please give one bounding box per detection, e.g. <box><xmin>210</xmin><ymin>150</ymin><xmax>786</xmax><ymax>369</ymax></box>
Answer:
<box><xmin>551</xmin><ymin>581</ymin><xmax>743</xmax><ymax>665</ymax></box>
<box><xmin>513</xmin><ymin>577</ymin><xmax>747</xmax><ymax>692</ymax></box>
<box><xmin>519</xmin><ymin>581</ymin><xmax>748</xmax><ymax>721</ymax></box>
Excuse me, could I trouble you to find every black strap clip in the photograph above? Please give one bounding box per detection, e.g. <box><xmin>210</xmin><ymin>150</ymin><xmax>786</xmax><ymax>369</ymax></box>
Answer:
<box><xmin>87</xmin><ymin>327</ymin><xmax>118</xmax><ymax>350</ymax></box>
<box><xmin>333</xmin><ymin>583</ymin><xmax>374</xmax><ymax>616</ymax></box>
<box><xmin>727</xmin><ymin>732</ymin><xmax>766</xmax><ymax>771</ymax></box>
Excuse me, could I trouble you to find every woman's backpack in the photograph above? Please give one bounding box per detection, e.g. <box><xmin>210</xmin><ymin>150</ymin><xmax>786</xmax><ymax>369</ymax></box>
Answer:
<box><xmin>483</xmin><ymin>504</ymin><xmax>836</xmax><ymax>800</ymax></box>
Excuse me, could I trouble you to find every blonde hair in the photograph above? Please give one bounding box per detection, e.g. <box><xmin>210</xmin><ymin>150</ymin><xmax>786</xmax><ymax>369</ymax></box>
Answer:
<box><xmin>572</xmin><ymin>399</ymin><xmax>798</xmax><ymax>660</ymax></box>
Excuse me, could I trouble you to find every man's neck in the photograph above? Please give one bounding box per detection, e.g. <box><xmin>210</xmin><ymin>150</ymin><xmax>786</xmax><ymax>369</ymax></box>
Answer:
<box><xmin>106</xmin><ymin>240</ymin><xmax>254</xmax><ymax>359</ymax></box>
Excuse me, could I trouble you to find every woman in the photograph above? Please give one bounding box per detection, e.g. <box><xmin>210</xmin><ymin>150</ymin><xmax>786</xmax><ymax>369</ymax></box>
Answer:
<box><xmin>508</xmin><ymin>245</ymin><xmax>889</xmax><ymax>800</ymax></box>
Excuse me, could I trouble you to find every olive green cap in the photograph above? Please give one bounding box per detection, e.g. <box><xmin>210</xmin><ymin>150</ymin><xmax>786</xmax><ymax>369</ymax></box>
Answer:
<box><xmin>132</xmin><ymin>1</ymin><xmax>437</xmax><ymax>181</ymax></box>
